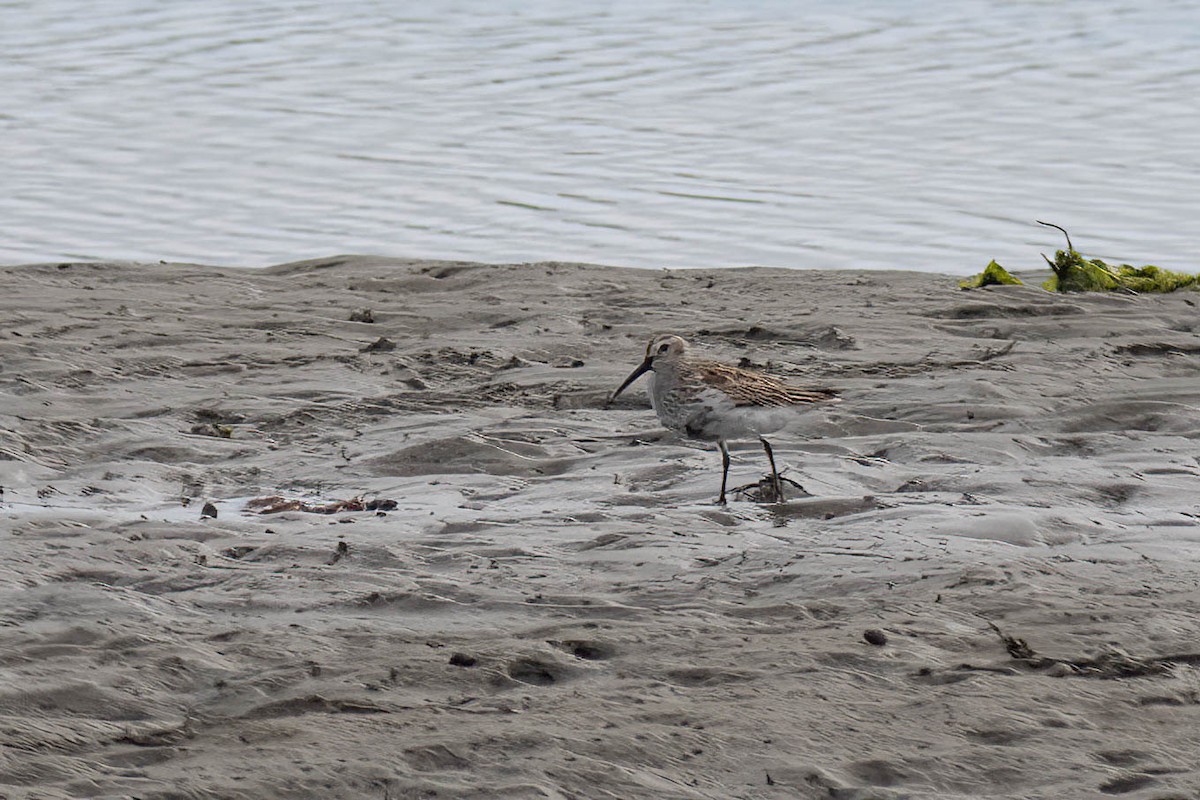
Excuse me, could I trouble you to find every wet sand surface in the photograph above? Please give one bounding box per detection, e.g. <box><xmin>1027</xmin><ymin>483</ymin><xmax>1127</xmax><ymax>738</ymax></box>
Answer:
<box><xmin>2</xmin><ymin>257</ymin><xmax>1200</xmax><ymax>799</ymax></box>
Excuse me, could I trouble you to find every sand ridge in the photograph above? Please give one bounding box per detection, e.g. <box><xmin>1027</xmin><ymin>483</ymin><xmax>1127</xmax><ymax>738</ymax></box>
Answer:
<box><xmin>1</xmin><ymin>257</ymin><xmax>1199</xmax><ymax>799</ymax></box>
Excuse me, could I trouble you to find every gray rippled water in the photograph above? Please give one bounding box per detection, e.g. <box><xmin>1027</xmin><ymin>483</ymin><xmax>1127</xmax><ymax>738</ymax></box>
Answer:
<box><xmin>2</xmin><ymin>0</ymin><xmax>1199</xmax><ymax>273</ymax></box>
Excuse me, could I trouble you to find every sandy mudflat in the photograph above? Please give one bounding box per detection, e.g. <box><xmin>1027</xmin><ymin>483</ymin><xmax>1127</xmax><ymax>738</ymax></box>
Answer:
<box><xmin>2</xmin><ymin>256</ymin><xmax>1200</xmax><ymax>800</ymax></box>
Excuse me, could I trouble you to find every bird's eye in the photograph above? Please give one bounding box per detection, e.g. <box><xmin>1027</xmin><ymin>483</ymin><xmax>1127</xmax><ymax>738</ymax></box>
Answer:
<box><xmin>658</xmin><ymin>343</ymin><xmax>669</xmax><ymax>353</ymax></box>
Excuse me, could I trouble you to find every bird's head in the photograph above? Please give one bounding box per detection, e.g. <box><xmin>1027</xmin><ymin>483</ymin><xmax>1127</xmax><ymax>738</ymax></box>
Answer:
<box><xmin>610</xmin><ymin>334</ymin><xmax>689</xmax><ymax>400</ymax></box>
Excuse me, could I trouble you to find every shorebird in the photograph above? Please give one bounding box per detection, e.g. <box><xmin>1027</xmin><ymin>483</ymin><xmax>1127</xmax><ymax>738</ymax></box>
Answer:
<box><xmin>611</xmin><ymin>334</ymin><xmax>838</xmax><ymax>504</ymax></box>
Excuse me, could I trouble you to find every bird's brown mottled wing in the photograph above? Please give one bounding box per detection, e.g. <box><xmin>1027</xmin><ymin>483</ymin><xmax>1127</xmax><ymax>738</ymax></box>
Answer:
<box><xmin>687</xmin><ymin>360</ymin><xmax>839</xmax><ymax>408</ymax></box>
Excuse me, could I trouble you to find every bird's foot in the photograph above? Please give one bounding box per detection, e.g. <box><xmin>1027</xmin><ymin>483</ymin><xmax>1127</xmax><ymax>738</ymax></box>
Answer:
<box><xmin>731</xmin><ymin>476</ymin><xmax>809</xmax><ymax>504</ymax></box>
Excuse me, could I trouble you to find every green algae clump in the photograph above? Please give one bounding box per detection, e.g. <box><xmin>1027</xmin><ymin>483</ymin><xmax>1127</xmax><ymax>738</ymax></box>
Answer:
<box><xmin>1041</xmin><ymin>249</ymin><xmax>1198</xmax><ymax>294</ymax></box>
<box><xmin>1041</xmin><ymin>247</ymin><xmax>1122</xmax><ymax>292</ymax></box>
<box><xmin>960</xmin><ymin>260</ymin><xmax>1024</xmax><ymax>289</ymax></box>
<box><xmin>1109</xmin><ymin>264</ymin><xmax>1198</xmax><ymax>293</ymax></box>
<box><xmin>1037</xmin><ymin>221</ymin><xmax>1199</xmax><ymax>294</ymax></box>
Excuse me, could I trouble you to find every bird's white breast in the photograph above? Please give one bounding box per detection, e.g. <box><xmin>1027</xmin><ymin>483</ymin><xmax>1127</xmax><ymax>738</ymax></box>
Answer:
<box><xmin>647</xmin><ymin>370</ymin><xmax>795</xmax><ymax>441</ymax></box>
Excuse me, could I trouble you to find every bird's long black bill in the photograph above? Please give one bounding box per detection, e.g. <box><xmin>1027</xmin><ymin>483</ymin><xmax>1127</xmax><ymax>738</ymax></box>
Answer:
<box><xmin>609</xmin><ymin>358</ymin><xmax>653</xmax><ymax>403</ymax></box>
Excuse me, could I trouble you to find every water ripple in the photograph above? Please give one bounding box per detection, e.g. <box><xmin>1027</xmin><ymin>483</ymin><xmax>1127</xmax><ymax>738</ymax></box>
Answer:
<box><xmin>2</xmin><ymin>0</ymin><xmax>1199</xmax><ymax>272</ymax></box>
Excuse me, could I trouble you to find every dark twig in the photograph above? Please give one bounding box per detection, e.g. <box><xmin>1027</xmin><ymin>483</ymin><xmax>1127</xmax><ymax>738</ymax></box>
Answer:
<box><xmin>1036</xmin><ymin>219</ymin><xmax>1073</xmax><ymax>252</ymax></box>
<box><xmin>985</xmin><ymin>621</ymin><xmax>1036</xmax><ymax>660</ymax></box>
<box><xmin>980</xmin><ymin>619</ymin><xmax>1195</xmax><ymax>679</ymax></box>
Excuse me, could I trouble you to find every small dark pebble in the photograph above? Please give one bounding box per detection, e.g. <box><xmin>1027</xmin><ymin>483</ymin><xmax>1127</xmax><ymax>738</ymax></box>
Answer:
<box><xmin>190</xmin><ymin>422</ymin><xmax>233</xmax><ymax>438</ymax></box>
<box><xmin>349</xmin><ymin>308</ymin><xmax>375</xmax><ymax>323</ymax></box>
<box><xmin>864</xmin><ymin>629</ymin><xmax>888</xmax><ymax>646</ymax></box>
<box><xmin>361</xmin><ymin>336</ymin><xmax>396</xmax><ymax>352</ymax></box>
<box><xmin>449</xmin><ymin>653</ymin><xmax>478</xmax><ymax>668</ymax></box>
<box><xmin>328</xmin><ymin>540</ymin><xmax>350</xmax><ymax>564</ymax></box>
<box><xmin>365</xmin><ymin>498</ymin><xmax>398</xmax><ymax>511</ymax></box>
<box><xmin>200</xmin><ymin>502</ymin><xmax>218</xmax><ymax>519</ymax></box>
<box><xmin>222</xmin><ymin>546</ymin><xmax>256</xmax><ymax>560</ymax></box>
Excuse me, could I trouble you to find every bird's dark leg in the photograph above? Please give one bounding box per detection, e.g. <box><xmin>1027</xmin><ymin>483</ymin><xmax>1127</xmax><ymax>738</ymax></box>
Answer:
<box><xmin>717</xmin><ymin>440</ymin><xmax>730</xmax><ymax>505</ymax></box>
<box><xmin>760</xmin><ymin>436</ymin><xmax>784</xmax><ymax>503</ymax></box>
